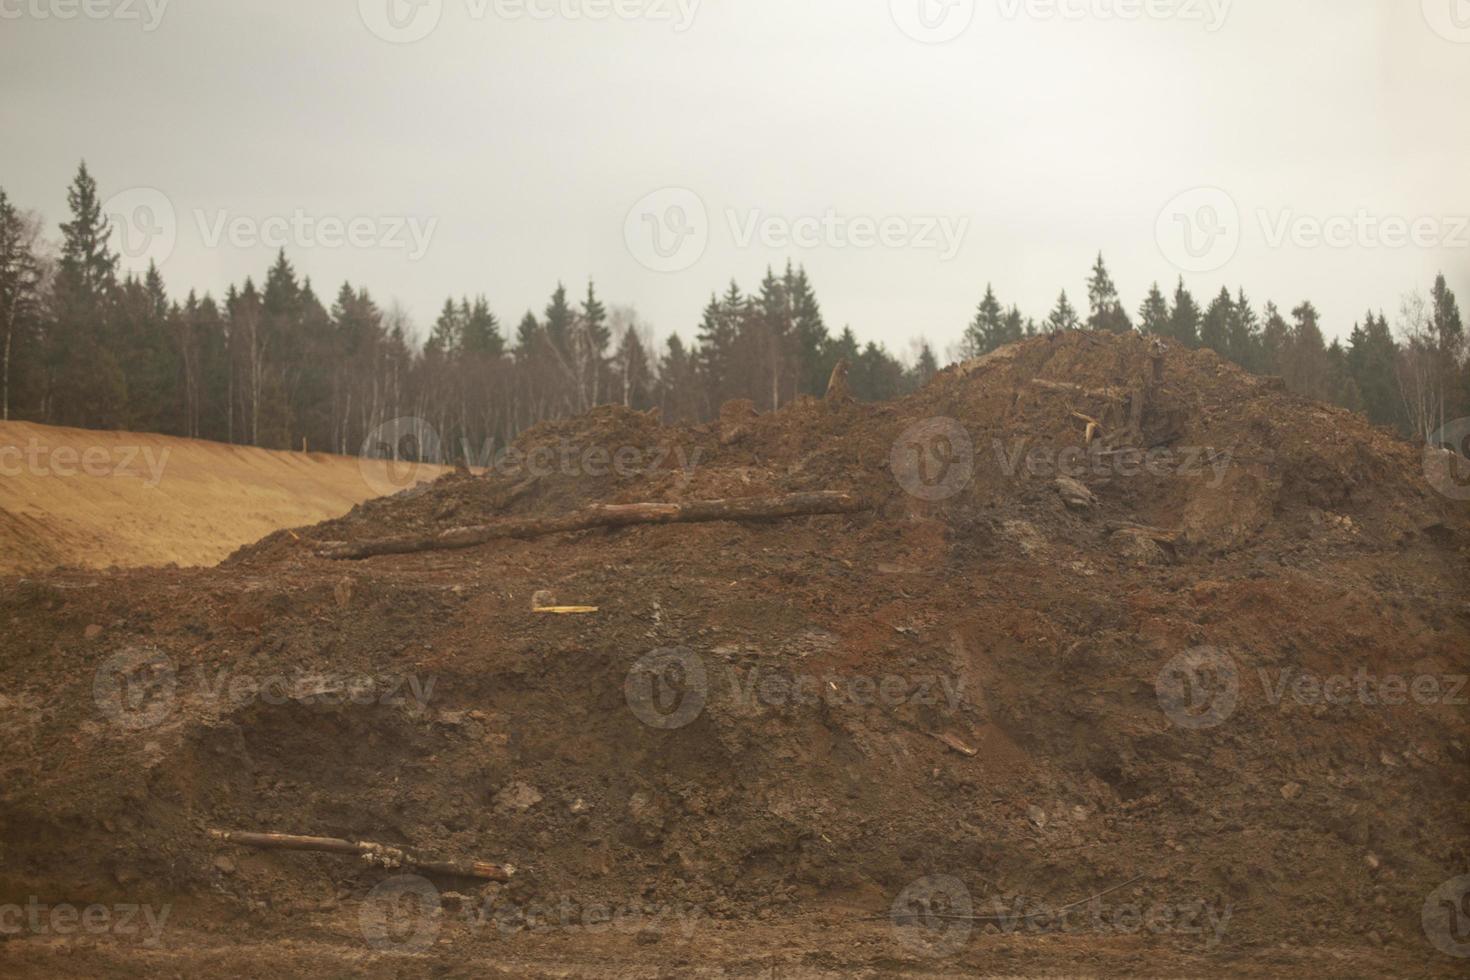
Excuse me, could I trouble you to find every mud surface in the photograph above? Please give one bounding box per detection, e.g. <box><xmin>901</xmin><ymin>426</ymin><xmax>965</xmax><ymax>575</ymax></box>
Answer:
<box><xmin>2</xmin><ymin>332</ymin><xmax>1468</xmax><ymax>977</ymax></box>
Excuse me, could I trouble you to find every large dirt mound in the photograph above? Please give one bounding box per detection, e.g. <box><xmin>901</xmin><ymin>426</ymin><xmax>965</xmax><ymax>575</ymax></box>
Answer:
<box><xmin>3</xmin><ymin>331</ymin><xmax>1468</xmax><ymax>977</ymax></box>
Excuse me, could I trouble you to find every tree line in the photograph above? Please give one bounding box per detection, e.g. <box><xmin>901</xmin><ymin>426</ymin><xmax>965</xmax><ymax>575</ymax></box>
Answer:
<box><xmin>0</xmin><ymin>163</ymin><xmax>1465</xmax><ymax>469</ymax></box>
<box><xmin>958</xmin><ymin>252</ymin><xmax>1466</xmax><ymax>442</ymax></box>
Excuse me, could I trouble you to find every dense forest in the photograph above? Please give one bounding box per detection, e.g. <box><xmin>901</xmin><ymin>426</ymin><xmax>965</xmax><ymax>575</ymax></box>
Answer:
<box><xmin>1</xmin><ymin>163</ymin><xmax>1465</xmax><ymax>467</ymax></box>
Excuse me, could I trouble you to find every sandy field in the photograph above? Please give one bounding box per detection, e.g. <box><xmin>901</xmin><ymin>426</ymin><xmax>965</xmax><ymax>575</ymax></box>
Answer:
<box><xmin>0</xmin><ymin>421</ymin><xmax>450</xmax><ymax>575</ymax></box>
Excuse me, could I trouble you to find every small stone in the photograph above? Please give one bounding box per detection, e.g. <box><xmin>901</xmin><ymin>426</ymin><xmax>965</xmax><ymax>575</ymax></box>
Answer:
<box><xmin>1280</xmin><ymin>782</ymin><xmax>1303</xmax><ymax>801</ymax></box>
<box><xmin>635</xmin><ymin>929</ymin><xmax>662</xmax><ymax>945</ymax></box>
<box><xmin>1027</xmin><ymin>805</ymin><xmax>1048</xmax><ymax>829</ymax></box>
<box><xmin>569</xmin><ymin>798</ymin><xmax>591</xmax><ymax>815</ymax></box>
<box><xmin>213</xmin><ymin>856</ymin><xmax>236</xmax><ymax>875</ymax></box>
<box><xmin>1365</xmin><ymin>853</ymin><xmax>1381</xmax><ymax>870</ymax></box>
<box><xmin>1055</xmin><ymin>477</ymin><xmax>1096</xmax><ymax>511</ymax></box>
<box><xmin>84</xmin><ymin>624</ymin><xmax>103</xmax><ymax>639</ymax></box>
<box><xmin>496</xmin><ymin>781</ymin><xmax>543</xmax><ymax>811</ymax></box>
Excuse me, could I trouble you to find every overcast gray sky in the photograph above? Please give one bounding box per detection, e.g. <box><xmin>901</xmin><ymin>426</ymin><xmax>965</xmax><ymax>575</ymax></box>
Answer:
<box><xmin>2</xmin><ymin>0</ymin><xmax>1467</xmax><ymax>356</ymax></box>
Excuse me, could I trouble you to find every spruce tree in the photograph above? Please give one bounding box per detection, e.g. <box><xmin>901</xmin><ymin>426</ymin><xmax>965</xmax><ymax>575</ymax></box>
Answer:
<box><xmin>543</xmin><ymin>282</ymin><xmax>575</xmax><ymax>355</ymax></box>
<box><xmin>1228</xmin><ymin>288</ymin><xmax>1261</xmax><ymax>371</ymax></box>
<box><xmin>1045</xmin><ymin>290</ymin><xmax>1080</xmax><ymax>332</ymax></box>
<box><xmin>1085</xmin><ymin>253</ymin><xmax>1132</xmax><ymax>332</ymax></box>
<box><xmin>786</xmin><ymin>264</ymin><xmax>828</xmax><ymax>396</ymax></box>
<box><xmin>1200</xmin><ymin>287</ymin><xmax>1233</xmax><ymax>356</ymax></box>
<box><xmin>1168</xmin><ymin>278</ymin><xmax>1201</xmax><ymax>347</ymax></box>
<box><xmin>53</xmin><ymin>161</ymin><xmax>126</xmax><ymax>426</ymax></box>
<box><xmin>1259</xmin><ymin>301</ymin><xmax>1290</xmax><ymax>376</ymax></box>
<box><xmin>963</xmin><ymin>284</ymin><xmax>1005</xmax><ymax>357</ymax></box>
<box><xmin>461</xmin><ymin>296</ymin><xmax>503</xmax><ymax>356</ymax></box>
<box><xmin>1137</xmin><ymin>282</ymin><xmax>1170</xmax><ymax>336</ymax></box>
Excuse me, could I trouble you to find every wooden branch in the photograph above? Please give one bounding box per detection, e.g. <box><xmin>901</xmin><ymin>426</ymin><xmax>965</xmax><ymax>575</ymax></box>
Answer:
<box><xmin>209</xmin><ymin>829</ymin><xmax>515</xmax><ymax>881</ymax></box>
<box><xmin>319</xmin><ymin>491</ymin><xmax>872</xmax><ymax>561</ymax></box>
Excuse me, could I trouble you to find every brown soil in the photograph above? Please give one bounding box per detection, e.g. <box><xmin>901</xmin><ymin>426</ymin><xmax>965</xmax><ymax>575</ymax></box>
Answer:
<box><xmin>2</xmin><ymin>331</ymin><xmax>1467</xmax><ymax>977</ymax></box>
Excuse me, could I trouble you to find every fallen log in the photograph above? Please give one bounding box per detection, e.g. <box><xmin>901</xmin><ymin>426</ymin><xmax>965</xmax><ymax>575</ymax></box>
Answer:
<box><xmin>319</xmin><ymin>491</ymin><xmax>872</xmax><ymax>561</ymax></box>
<box><xmin>208</xmin><ymin>829</ymin><xmax>515</xmax><ymax>881</ymax></box>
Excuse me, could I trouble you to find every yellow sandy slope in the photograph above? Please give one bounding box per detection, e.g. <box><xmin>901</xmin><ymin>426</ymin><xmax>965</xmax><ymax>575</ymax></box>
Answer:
<box><xmin>0</xmin><ymin>421</ymin><xmax>452</xmax><ymax>574</ymax></box>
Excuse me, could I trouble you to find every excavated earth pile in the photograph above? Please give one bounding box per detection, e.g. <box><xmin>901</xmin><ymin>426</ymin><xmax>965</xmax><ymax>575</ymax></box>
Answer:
<box><xmin>2</xmin><ymin>331</ymin><xmax>1468</xmax><ymax>977</ymax></box>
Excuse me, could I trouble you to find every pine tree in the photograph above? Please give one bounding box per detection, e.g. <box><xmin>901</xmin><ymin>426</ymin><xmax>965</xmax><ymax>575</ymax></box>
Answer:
<box><xmin>515</xmin><ymin>311</ymin><xmax>541</xmax><ymax>356</ymax></box>
<box><xmin>1285</xmin><ymin>300</ymin><xmax>1329</xmax><ymax>400</ymax></box>
<box><xmin>657</xmin><ymin>333</ymin><xmax>701</xmax><ymax>423</ymax></box>
<box><xmin>461</xmin><ymin>296</ymin><xmax>503</xmax><ymax>356</ymax></box>
<box><xmin>1086</xmin><ymin>253</ymin><xmax>1132</xmax><ymax>332</ymax></box>
<box><xmin>911</xmin><ymin>341</ymin><xmax>939</xmax><ymax>389</ymax></box>
<box><xmin>1167</xmin><ymin>278</ymin><xmax>1200</xmax><ymax>347</ymax></box>
<box><xmin>52</xmin><ymin>161</ymin><xmax>125</xmax><ymax>426</ymax></box>
<box><xmin>963</xmin><ymin>284</ymin><xmax>1006</xmax><ymax>357</ymax></box>
<box><xmin>788</xmin><ymin>263</ymin><xmax>828</xmax><ymax>397</ymax></box>
<box><xmin>1259</xmin><ymin>301</ymin><xmax>1289</xmax><ymax>376</ymax></box>
<box><xmin>543</xmin><ymin>282</ymin><xmax>575</xmax><ymax>355</ymax></box>
<box><xmin>1228</xmin><ymin>288</ymin><xmax>1261</xmax><ymax>371</ymax></box>
<box><xmin>1199</xmin><ymin>287</ymin><xmax>1233</xmax><ymax>356</ymax></box>
<box><xmin>1137</xmin><ymin>282</ymin><xmax>1170</xmax><ymax>336</ymax></box>
<box><xmin>1045</xmin><ymin>290</ymin><xmax>1080</xmax><ymax>333</ymax></box>
<box><xmin>427</xmin><ymin>298</ymin><xmax>463</xmax><ymax>357</ymax></box>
